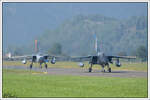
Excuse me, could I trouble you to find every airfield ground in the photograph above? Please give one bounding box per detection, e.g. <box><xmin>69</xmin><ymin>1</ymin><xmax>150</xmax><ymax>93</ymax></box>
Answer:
<box><xmin>2</xmin><ymin>61</ymin><xmax>148</xmax><ymax>98</ymax></box>
<box><xmin>3</xmin><ymin>66</ymin><xmax>147</xmax><ymax>78</ymax></box>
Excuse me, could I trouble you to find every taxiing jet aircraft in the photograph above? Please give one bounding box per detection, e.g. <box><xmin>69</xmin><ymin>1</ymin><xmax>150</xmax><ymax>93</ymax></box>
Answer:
<box><xmin>70</xmin><ymin>34</ymin><xmax>136</xmax><ymax>72</ymax></box>
<box><xmin>13</xmin><ymin>53</ymin><xmax>57</xmax><ymax>70</ymax></box>
<box><xmin>6</xmin><ymin>40</ymin><xmax>65</xmax><ymax>70</ymax></box>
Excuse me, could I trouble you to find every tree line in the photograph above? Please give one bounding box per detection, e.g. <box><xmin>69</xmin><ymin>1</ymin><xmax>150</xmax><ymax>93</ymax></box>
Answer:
<box><xmin>4</xmin><ymin>14</ymin><xmax>148</xmax><ymax>62</ymax></box>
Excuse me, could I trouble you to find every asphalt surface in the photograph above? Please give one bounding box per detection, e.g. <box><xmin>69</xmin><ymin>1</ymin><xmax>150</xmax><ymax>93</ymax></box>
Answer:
<box><xmin>3</xmin><ymin>66</ymin><xmax>147</xmax><ymax>78</ymax></box>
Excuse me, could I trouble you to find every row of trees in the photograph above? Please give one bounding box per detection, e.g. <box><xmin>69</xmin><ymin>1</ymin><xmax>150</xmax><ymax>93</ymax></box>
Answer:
<box><xmin>118</xmin><ymin>45</ymin><xmax>147</xmax><ymax>62</ymax></box>
<box><xmin>135</xmin><ymin>45</ymin><xmax>147</xmax><ymax>61</ymax></box>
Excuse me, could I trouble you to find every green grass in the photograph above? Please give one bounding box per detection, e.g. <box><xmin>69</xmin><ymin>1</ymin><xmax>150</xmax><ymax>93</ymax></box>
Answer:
<box><xmin>109</xmin><ymin>62</ymin><xmax>147</xmax><ymax>71</ymax></box>
<box><xmin>3</xmin><ymin>61</ymin><xmax>147</xmax><ymax>71</ymax></box>
<box><xmin>3</xmin><ymin>69</ymin><xmax>147</xmax><ymax>98</ymax></box>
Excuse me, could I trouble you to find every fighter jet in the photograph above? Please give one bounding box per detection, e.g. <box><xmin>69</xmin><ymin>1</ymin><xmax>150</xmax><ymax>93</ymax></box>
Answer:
<box><xmin>7</xmin><ymin>40</ymin><xmax>64</xmax><ymax>70</ymax></box>
<box><xmin>70</xmin><ymin>34</ymin><xmax>136</xmax><ymax>72</ymax></box>
<box><xmin>13</xmin><ymin>53</ymin><xmax>56</xmax><ymax>70</ymax></box>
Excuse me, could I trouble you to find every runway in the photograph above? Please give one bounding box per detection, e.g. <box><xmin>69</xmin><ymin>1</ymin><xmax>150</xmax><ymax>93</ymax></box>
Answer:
<box><xmin>3</xmin><ymin>66</ymin><xmax>147</xmax><ymax>78</ymax></box>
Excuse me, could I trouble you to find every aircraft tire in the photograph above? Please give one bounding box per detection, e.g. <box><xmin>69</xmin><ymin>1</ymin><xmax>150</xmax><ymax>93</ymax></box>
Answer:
<box><xmin>108</xmin><ymin>68</ymin><xmax>111</xmax><ymax>72</ymax></box>
<box><xmin>89</xmin><ymin>68</ymin><xmax>92</xmax><ymax>72</ymax></box>
<box><xmin>30</xmin><ymin>64</ymin><xmax>32</xmax><ymax>69</ymax></box>
<box><xmin>40</xmin><ymin>65</ymin><xmax>42</xmax><ymax>69</ymax></box>
<box><xmin>45</xmin><ymin>64</ymin><xmax>48</xmax><ymax>69</ymax></box>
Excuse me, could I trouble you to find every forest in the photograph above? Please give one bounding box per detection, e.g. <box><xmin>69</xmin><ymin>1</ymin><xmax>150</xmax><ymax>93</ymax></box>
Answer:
<box><xmin>5</xmin><ymin>14</ymin><xmax>148</xmax><ymax>61</ymax></box>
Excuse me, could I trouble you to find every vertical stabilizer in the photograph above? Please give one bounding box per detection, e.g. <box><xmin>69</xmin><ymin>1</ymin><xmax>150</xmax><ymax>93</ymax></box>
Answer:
<box><xmin>94</xmin><ymin>34</ymin><xmax>98</xmax><ymax>53</ymax></box>
<box><xmin>35</xmin><ymin>40</ymin><xmax>38</xmax><ymax>53</ymax></box>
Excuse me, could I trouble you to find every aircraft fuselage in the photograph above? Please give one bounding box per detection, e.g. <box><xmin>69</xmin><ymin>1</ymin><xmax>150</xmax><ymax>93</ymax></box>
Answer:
<box><xmin>90</xmin><ymin>52</ymin><xmax>109</xmax><ymax>66</ymax></box>
<box><xmin>88</xmin><ymin>52</ymin><xmax>111</xmax><ymax>72</ymax></box>
<box><xmin>32</xmin><ymin>55</ymin><xmax>47</xmax><ymax>64</ymax></box>
<box><xmin>30</xmin><ymin>54</ymin><xmax>48</xmax><ymax>70</ymax></box>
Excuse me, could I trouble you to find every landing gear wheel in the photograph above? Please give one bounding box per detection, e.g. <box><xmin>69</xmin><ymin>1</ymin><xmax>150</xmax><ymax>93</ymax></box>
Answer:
<box><xmin>89</xmin><ymin>68</ymin><xmax>92</xmax><ymax>72</ymax></box>
<box><xmin>30</xmin><ymin>64</ymin><xmax>32</xmax><ymax>70</ymax></box>
<box><xmin>45</xmin><ymin>64</ymin><xmax>47</xmax><ymax>69</ymax></box>
<box><xmin>103</xmin><ymin>69</ymin><xmax>105</xmax><ymax>72</ymax></box>
<box><xmin>40</xmin><ymin>65</ymin><xmax>42</xmax><ymax>69</ymax></box>
<box><xmin>108</xmin><ymin>68</ymin><xmax>111</xmax><ymax>72</ymax></box>
<box><xmin>101</xmin><ymin>69</ymin><xmax>105</xmax><ymax>72</ymax></box>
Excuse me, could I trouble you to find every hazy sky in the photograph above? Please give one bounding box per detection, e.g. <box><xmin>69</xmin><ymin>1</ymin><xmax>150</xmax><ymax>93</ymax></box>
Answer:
<box><xmin>3</xmin><ymin>2</ymin><xmax>147</xmax><ymax>49</ymax></box>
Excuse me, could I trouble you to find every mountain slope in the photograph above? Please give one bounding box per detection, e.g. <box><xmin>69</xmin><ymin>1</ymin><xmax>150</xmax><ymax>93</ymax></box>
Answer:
<box><xmin>38</xmin><ymin>14</ymin><xmax>147</xmax><ymax>56</ymax></box>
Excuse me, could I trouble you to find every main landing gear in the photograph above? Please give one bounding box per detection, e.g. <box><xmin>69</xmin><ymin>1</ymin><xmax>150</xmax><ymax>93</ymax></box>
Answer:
<box><xmin>89</xmin><ymin>64</ymin><xmax>93</xmax><ymax>72</ymax></box>
<box><xmin>89</xmin><ymin>67</ymin><xmax>92</xmax><ymax>72</ymax></box>
<box><xmin>30</xmin><ymin>62</ymin><xmax>33</xmax><ymax>70</ymax></box>
<box><xmin>88</xmin><ymin>63</ymin><xmax>112</xmax><ymax>73</ymax></box>
<box><xmin>106</xmin><ymin>63</ymin><xmax>111</xmax><ymax>72</ymax></box>
<box><xmin>108</xmin><ymin>68</ymin><xmax>111</xmax><ymax>72</ymax></box>
<box><xmin>29</xmin><ymin>62</ymin><xmax>48</xmax><ymax>70</ymax></box>
<box><xmin>45</xmin><ymin>63</ymin><xmax>47</xmax><ymax>69</ymax></box>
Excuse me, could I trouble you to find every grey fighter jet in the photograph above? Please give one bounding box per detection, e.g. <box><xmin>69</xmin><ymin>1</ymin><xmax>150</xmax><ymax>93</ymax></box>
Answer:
<box><xmin>13</xmin><ymin>53</ymin><xmax>56</xmax><ymax>70</ymax></box>
<box><xmin>9</xmin><ymin>52</ymin><xmax>66</xmax><ymax>70</ymax></box>
<box><xmin>7</xmin><ymin>40</ymin><xmax>65</xmax><ymax>70</ymax></box>
<box><xmin>70</xmin><ymin>34</ymin><xmax>136</xmax><ymax>72</ymax></box>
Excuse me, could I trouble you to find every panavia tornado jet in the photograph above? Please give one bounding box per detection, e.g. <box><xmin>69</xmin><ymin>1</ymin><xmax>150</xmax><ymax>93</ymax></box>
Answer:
<box><xmin>70</xmin><ymin>34</ymin><xmax>136</xmax><ymax>72</ymax></box>
<box><xmin>7</xmin><ymin>40</ymin><xmax>66</xmax><ymax>70</ymax></box>
<box><xmin>13</xmin><ymin>53</ymin><xmax>58</xmax><ymax>70</ymax></box>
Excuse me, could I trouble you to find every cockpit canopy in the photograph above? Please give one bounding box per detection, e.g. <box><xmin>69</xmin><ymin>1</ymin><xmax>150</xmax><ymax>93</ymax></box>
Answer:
<box><xmin>97</xmin><ymin>52</ymin><xmax>105</xmax><ymax>57</ymax></box>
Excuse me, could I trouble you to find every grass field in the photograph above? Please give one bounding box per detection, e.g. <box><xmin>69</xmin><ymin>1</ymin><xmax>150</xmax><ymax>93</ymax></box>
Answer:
<box><xmin>3</xmin><ymin>61</ymin><xmax>148</xmax><ymax>71</ymax></box>
<box><xmin>3</xmin><ymin>69</ymin><xmax>147</xmax><ymax>98</ymax></box>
